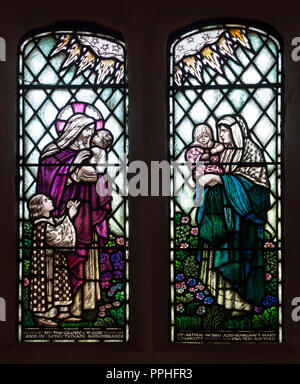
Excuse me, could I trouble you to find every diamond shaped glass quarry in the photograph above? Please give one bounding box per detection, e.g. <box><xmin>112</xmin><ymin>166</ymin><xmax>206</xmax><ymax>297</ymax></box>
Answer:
<box><xmin>169</xmin><ymin>22</ymin><xmax>283</xmax><ymax>344</ymax></box>
<box><xmin>18</xmin><ymin>27</ymin><xmax>129</xmax><ymax>343</ymax></box>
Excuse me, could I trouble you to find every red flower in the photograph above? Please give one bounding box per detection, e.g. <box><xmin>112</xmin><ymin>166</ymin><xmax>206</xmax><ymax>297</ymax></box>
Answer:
<box><xmin>265</xmin><ymin>273</ymin><xmax>272</xmax><ymax>281</ymax></box>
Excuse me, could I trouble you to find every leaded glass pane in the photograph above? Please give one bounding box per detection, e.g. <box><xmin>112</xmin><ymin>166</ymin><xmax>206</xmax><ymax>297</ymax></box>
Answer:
<box><xmin>169</xmin><ymin>22</ymin><xmax>283</xmax><ymax>344</ymax></box>
<box><xmin>18</xmin><ymin>27</ymin><xmax>129</xmax><ymax>342</ymax></box>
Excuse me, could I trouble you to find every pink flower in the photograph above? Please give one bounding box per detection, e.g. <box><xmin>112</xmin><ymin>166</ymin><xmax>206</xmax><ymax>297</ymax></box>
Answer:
<box><xmin>264</xmin><ymin>242</ymin><xmax>275</xmax><ymax>249</ymax></box>
<box><xmin>117</xmin><ymin>237</ymin><xmax>125</xmax><ymax>246</ymax></box>
<box><xmin>191</xmin><ymin>227</ymin><xmax>198</xmax><ymax>235</ymax></box>
<box><xmin>189</xmin><ymin>287</ymin><xmax>196</xmax><ymax>293</ymax></box>
<box><xmin>101</xmin><ymin>281</ymin><xmax>110</xmax><ymax>289</ymax></box>
<box><xmin>180</xmin><ymin>243</ymin><xmax>189</xmax><ymax>249</ymax></box>
<box><xmin>181</xmin><ymin>216</ymin><xmax>190</xmax><ymax>224</ymax></box>
<box><xmin>175</xmin><ymin>283</ymin><xmax>181</xmax><ymax>289</ymax></box>
<box><xmin>196</xmin><ymin>284</ymin><xmax>205</xmax><ymax>291</ymax></box>
<box><xmin>23</xmin><ymin>277</ymin><xmax>30</xmax><ymax>287</ymax></box>
<box><xmin>176</xmin><ymin>304</ymin><xmax>185</xmax><ymax>313</ymax></box>
<box><xmin>265</xmin><ymin>273</ymin><xmax>272</xmax><ymax>281</ymax></box>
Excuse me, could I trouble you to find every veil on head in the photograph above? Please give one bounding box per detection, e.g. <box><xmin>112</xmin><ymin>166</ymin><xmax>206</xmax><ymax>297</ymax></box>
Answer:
<box><xmin>217</xmin><ymin>115</ymin><xmax>248</xmax><ymax>149</ymax></box>
<box><xmin>41</xmin><ymin>103</ymin><xmax>104</xmax><ymax>158</ymax></box>
<box><xmin>42</xmin><ymin>114</ymin><xmax>96</xmax><ymax>158</ymax></box>
<box><xmin>217</xmin><ymin>114</ymin><xmax>269</xmax><ymax>188</ymax></box>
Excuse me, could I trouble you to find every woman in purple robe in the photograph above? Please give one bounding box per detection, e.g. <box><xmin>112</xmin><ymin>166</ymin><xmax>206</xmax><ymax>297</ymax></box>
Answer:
<box><xmin>37</xmin><ymin>113</ymin><xmax>111</xmax><ymax>317</ymax></box>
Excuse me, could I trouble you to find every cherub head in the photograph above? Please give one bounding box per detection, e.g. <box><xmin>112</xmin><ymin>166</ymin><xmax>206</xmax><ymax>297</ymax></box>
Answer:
<box><xmin>91</xmin><ymin>129</ymin><xmax>113</xmax><ymax>149</ymax></box>
<box><xmin>193</xmin><ymin>124</ymin><xmax>214</xmax><ymax>147</ymax></box>
<box><xmin>28</xmin><ymin>194</ymin><xmax>54</xmax><ymax>219</ymax></box>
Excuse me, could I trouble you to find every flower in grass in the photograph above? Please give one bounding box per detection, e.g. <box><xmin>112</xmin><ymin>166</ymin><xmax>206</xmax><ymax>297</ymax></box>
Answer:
<box><xmin>105</xmin><ymin>304</ymin><xmax>112</xmax><ymax>309</ymax></box>
<box><xmin>99</xmin><ymin>306</ymin><xmax>106</xmax><ymax>312</ymax></box>
<box><xmin>187</xmin><ymin>278</ymin><xmax>197</xmax><ymax>287</ymax></box>
<box><xmin>195</xmin><ymin>284</ymin><xmax>205</xmax><ymax>291</ymax></box>
<box><xmin>204</xmin><ymin>297</ymin><xmax>214</xmax><ymax>305</ymax></box>
<box><xmin>113</xmin><ymin>301</ymin><xmax>121</xmax><ymax>307</ymax></box>
<box><xmin>100</xmin><ymin>253</ymin><xmax>112</xmax><ymax>273</ymax></box>
<box><xmin>181</xmin><ymin>216</ymin><xmax>190</xmax><ymax>224</ymax></box>
<box><xmin>176</xmin><ymin>273</ymin><xmax>185</xmax><ymax>282</ymax></box>
<box><xmin>116</xmin><ymin>237</ymin><xmax>125</xmax><ymax>246</ymax></box>
<box><xmin>264</xmin><ymin>242</ymin><xmax>275</xmax><ymax>249</ymax></box>
<box><xmin>108</xmin><ymin>286</ymin><xmax>117</xmax><ymax>297</ymax></box>
<box><xmin>262</xmin><ymin>295</ymin><xmax>278</xmax><ymax>307</ymax></box>
<box><xmin>176</xmin><ymin>282</ymin><xmax>187</xmax><ymax>294</ymax></box>
<box><xmin>196</xmin><ymin>292</ymin><xmax>205</xmax><ymax>301</ymax></box>
<box><xmin>191</xmin><ymin>227</ymin><xmax>198</xmax><ymax>235</ymax></box>
<box><xmin>100</xmin><ymin>253</ymin><xmax>110</xmax><ymax>263</ymax></box>
<box><xmin>99</xmin><ymin>311</ymin><xmax>106</xmax><ymax>317</ymax></box>
<box><xmin>101</xmin><ymin>272</ymin><xmax>112</xmax><ymax>281</ymax></box>
<box><xmin>176</xmin><ymin>303</ymin><xmax>185</xmax><ymax>313</ymax></box>
<box><xmin>189</xmin><ymin>287</ymin><xmax>196</xmax><ymax>293</ymax></box>
<box><xmin>114</xmin><ymin>270</ymin><xmax>123</xmax><ymax>279</ymax></box>
<box><xmin>101</xmin><ymin>281</ymin><xmax>110</xmax><ymax>289</ymax></box>
<box><xmin>111</xmin><ymin>252</ymin><xmax>121</xmax><ymax>263</ymax></box>
<box><xmin>180</xmin><ymin>243</ymin><xmax>189</xmax><ymax>249</ymax></box>
<box><xmin>254</xmin><ymin>306</ymin><xmax>263</xmax><ymax>314</ymax></box>
<box><xmin>23</xmin><ymin>277</ymin><xmax>30</xmax><ymax>287</ymax></box>
<box><xmin>196</xmin><ymin>306</ymin><xmax>206</xmax><ymax>315</ymax></box>
<box><xmin>265</xmin><ymin>273</ymin><xmax>272</xmax><ymax>281</ymax></box>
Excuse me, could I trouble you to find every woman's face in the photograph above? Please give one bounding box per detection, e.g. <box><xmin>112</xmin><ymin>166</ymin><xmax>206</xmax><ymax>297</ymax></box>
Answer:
<box><xmin>218</xmin><ymin>125</ymin><xmax>233</xmax><ymax>146</ymax></box>
<box><xmin>79</xmin><ymin>124</ymin><xmax>95</xmax><ymax>148</ymax></box>
<box><xmin>81</xmin><ymin>125</ymin><xmax>94</xmax><ymax>138</ymax></box>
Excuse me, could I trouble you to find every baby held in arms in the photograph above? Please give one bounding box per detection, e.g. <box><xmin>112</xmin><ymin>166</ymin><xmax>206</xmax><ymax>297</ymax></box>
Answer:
<box><xmin>72</xmin><ymin>129</ymin><xmax>113</xmax><ymax>182</ymax></box>
<box><xmin>185</xmin><ymin>124</ymin><xmax>224</xmax><ymax>181</ymax></box>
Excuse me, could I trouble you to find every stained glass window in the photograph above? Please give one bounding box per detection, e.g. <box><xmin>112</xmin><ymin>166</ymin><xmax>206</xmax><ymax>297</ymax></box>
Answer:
<box><xmin>168</xmin><ymin>21</ymin><xmax>283</xmax><ymax>343</ymax></box>
<box><xmin>18</xmin><ymin>25</ymin><xmax>129</xmax><ymax>342</ymax></box>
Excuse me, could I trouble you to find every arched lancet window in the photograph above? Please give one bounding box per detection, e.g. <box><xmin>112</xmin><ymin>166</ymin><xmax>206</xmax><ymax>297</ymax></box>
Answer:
<box><xmin>17</xmin><ymin>22</ymin><xmax>129</xmax><ymax>342</ymax></box>
<box><xmin>168</xmin><ymin>20</ymin><xmax>283</xmax><ymax>343</ymax></box>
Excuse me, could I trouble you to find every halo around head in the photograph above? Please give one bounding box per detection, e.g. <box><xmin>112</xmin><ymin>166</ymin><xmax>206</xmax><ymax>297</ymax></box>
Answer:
<box><xmin>55</xmin><ymin>103</ymin><xmax>104</xmax><ymax>134</ymax></box>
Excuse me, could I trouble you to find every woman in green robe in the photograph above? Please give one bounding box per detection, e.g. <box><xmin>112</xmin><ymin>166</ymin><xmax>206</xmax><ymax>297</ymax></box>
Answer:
<box><xmin>196</xmin><ymin>115</ymin><xmax>270</xmax><ymax>314</ymax></box>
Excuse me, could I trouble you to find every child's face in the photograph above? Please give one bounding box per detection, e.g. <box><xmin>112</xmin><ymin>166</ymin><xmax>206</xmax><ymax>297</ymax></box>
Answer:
<box><xmin>197</xmin><ymin>133</ymin><xmax>210</xmax><ymax>145</ymax></box>
<box><xmin>92</xmin><ymin>132</ymin><xmax>103</xmax><ymax>146</ymax></box>
<box><xmin>42</xmin><ymin>196</ymin><xmax>54</xmax><ymax>214</ymax></box>
<box><xmin>92</xmin><ymin>132</ymin><xmax>111</xmax><ymax>148</ymax></box>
